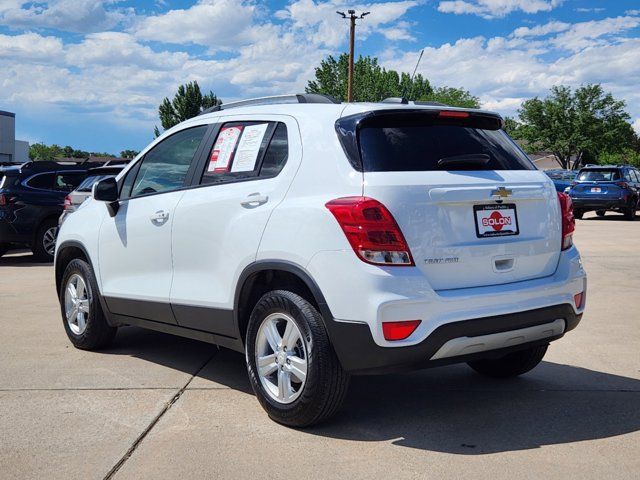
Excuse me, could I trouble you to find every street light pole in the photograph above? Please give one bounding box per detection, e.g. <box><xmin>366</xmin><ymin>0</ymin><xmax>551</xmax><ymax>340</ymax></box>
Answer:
<box><xmin>337</xmin><ymin>10</ymin><xmax>370</xmax><ymax>102</ymax></box>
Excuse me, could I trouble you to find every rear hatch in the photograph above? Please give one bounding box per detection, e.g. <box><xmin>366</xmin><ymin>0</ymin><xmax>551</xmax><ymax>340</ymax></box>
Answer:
<box><xmin>337</xmin><ymin>108</ymin><xmax>561</xmax><ymax>290</ymax></box>
<box><xmin>570</xmin><ymin>168</ymin><xmax>625</xmax><ymax>199</ymax></box>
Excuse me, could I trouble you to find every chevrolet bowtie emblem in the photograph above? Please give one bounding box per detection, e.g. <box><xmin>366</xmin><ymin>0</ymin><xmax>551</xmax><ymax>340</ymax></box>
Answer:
<box><xmin>491</xmin><ymin>187</ymin><xmax>513</xmax><ymax>198</ymax></box>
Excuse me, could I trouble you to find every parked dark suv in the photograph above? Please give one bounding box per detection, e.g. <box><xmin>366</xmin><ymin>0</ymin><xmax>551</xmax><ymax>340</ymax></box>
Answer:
<box><xmin>0</xmin><ymin>161</ymin><xmax>88</xmax><ymax>261</ymax></box>
<box><xmin>568</xmin><ymin>165</ymin><xmax>640</xmax><ymax>220</ymax></box>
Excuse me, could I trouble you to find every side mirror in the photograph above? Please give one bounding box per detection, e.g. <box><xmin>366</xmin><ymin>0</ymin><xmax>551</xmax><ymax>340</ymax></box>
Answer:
<box><xmin>93</xmin><ymin>177</ymin><xmax>118</xmax><ymax>202</ymax></box>
<box><xmin>92</xmin><ymin>177</ymin><xmax>120</xmax><ymax>217</ymax></box>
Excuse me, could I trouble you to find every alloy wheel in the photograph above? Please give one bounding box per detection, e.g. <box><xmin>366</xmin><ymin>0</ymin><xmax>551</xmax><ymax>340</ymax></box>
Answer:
<box><xmin>255</xmin><ymin>313</ymin><xmax>308</xmax><ymax>404</ymax></box>
<box><xmin>64</xmin><ymin>274</ymin><xmax>90</xmax><ymax>335</ymax></box>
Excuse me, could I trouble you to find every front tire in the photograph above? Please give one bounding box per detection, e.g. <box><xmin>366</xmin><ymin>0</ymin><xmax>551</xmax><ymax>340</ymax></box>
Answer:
<box><xmin>624</xmin><ymin>204</ymin><xmax>636</xmax><ymax>221</ymax></box>
<box><xmin>60</xmin><ymin>258</ymin><xmax>117</xmax><ymax>350</ymax></box>
<box><xmin>573</xmin><ymin>209</ymin><xmax>584</xmax><ymax>220</ymax></box>
<box><xmin>246</xmin><ymin>290</ymin><xmax>349</xmax><ymax>427</ymax></box>
<box><xmin>467</xmin><ymin>344</ymin><xmax>548</xmax><ymax>378</ymax></box>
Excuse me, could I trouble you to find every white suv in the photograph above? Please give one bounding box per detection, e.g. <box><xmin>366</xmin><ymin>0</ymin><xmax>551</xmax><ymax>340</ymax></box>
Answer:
<box><xmin>55</xmin><ymin>94</ymin><xmax>586</xmax><ymax>427</ymax></box>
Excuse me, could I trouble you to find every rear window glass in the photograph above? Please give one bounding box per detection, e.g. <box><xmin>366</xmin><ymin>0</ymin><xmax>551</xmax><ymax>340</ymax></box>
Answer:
<box><xmin>577</xmin><ymin>169</ymin><xmax>620</xmax><ymax>182</ymax></box>
<box><xmin>359</xmin><ymin>122</ymin><xmax>534</xmax><ymax>172</ymax></box>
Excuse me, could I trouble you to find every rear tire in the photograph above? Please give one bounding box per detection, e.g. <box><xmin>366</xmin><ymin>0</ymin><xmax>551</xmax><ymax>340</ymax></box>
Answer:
<box><xmin>595</xmin><ymin>210</ymin><xmax>606</xmax><ymax>217</ymax></box>
<box><xmin>33</xmin><ymin>218</ymin><xmax>58</xmax><ymax>262</ymax></box>
<box><xmin>573</xmin><ymin>209</ymin><xmax>584</xmax><ymax>220</ymax></box>
<box><xmin>624</xmin><ymin>205</ymin><xmax>636</xmax><ymax>221</ymax></box>
<box><xmin>246</xmin><ymin>290</ymin><xmax>350</xmax><ymax>427</ymax></box>
<box><xmin>60</xmin><ymin>258</ymin><xmax>117</xmax><ymax>350</ymax></box>
<box><xmin>467</xmin><ymin>344</ymin><xmax>548</xmax><ymax>378</ymax></box>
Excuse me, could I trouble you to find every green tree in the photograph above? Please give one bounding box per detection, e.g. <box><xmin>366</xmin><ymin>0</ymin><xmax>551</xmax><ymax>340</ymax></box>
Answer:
<box><xmin>306</xmin><ymin>54</ymin><xmax>433</xmax><ymax>102</ymax></box>
<box><xmin>155</xmin><ymin>81</ymin><xmax>222</xmax><ymax>136</ymax></box>
<box><xmin>420</xmin><ymin>86</ymin><xmax>480</xmax><ymax>108</ymax></box>
<box><xmin>29</xmin><ymin>143</ymin><xmax>64</xmax><ymax>161</ymax></box>
<box><xmin>503</xmin><ymin>116</ymin><xmax>521</xmax><ymax>136</ymax></box>
<box><xmin>598</xmin><ymin>148</ymin><xmax>640</xmax><ymax>168</ymax></box>
<box><xmin>120</xmin><ymin>149</ymin><xmax>139</xmax><ymax>159</ymax></box>
<box><xmin>516</xmin><ymin>84</ymin><xmax>634</xmax><ymax>169</ymax></box>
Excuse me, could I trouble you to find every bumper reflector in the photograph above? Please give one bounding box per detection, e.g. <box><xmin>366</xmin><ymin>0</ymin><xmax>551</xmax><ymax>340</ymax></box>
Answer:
<box><xmin>382</xmin><ymin>320</ymin><xmax>421</xmax><ymax>341</ymax></box>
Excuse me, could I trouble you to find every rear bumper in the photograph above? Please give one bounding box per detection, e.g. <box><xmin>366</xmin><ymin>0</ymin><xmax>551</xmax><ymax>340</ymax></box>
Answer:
<box><xmin>326</xmin><ymin>304</ymin><xmax>581</xmax><ymax>374</ymax></box>
<box><xmin>571</xmin><ymin>197</ymin><xmax>628</xmax><ymax>210</ymax></box>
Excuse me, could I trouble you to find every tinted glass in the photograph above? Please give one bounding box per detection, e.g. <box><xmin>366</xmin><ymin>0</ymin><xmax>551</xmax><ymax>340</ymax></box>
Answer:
<box><xmin>623</xmin><ymin>170</ymin><xmax>634</xmax><ymax>182</ymax></box>
<box><xmin>359</xmin><ymin>122</ymin><xmax>534</xmax><ymax>172</ymax></box>
<box><xmin>26</xmin><ymin>173</ymin><xmax>55</xmax><ymax>189</ymax></box>
<box><xmin>577</xmin><ymin>169</ymin><xmax>620</xmax><ymax>182</ymax></box>
<box><xmin>632</xmin><ymin>170</ymin><xmax>640</xmax><ymax>182</ymax></box>
<box><xmin>260</xmin><ymin>123</ymin><xmax>288</xmax><ymax>177</ymax></box>
<box><xmin>55</xmin><ymin>172</ymin><xmax>86</xmax><ymax>192</ymax></box>
<box><xmin>131</xmin><ymin>126</ymin><xmax>207</xmax><ymax>197</ymax></box>
<box><xmin>77</xmin><ymin>174</ymin><xmax>114</xmax><ymax>192</ymax></box>
<box><xmin>201</xmin><ymin>122</ymin><xmax>272</xmax><ymax>185</ymax></box>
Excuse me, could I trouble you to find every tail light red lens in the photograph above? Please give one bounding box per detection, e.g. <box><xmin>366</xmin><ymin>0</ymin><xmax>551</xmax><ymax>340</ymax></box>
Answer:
<box><xmin>574</xmin><ymin>292</ymin><xmax>584</xmax><ymax>309</ymax></box>
<box><xmin>325</xmin><ymin>197</ymin><xmax>414</xmax><ymax>266</ymax></box>
<box><xmin>557</xmin><ymin>192</ymin><xmax>575</xmax><ymax>251</ymax></box>
<box><xmin>616</xmin><ymin>181</ymin><xmax>629</xmax><ymax>189</ymax></box>
<box><xmin>383</xmin><ymin>320</ymin><xmax>421</xmax><ymax>341</ymax></box>
<box><xmin>0</xmin><ymin>194</ymin><xmax>6</xmax><ymax>206</ymax></box>
<box><xmin>63</xmin><ymin>195</ymin><xmax>72</xmax><ymax>210</ymax></box>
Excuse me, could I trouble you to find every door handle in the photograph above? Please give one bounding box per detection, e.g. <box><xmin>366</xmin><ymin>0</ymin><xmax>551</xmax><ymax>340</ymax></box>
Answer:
<box><xmin>150</xmin><ymin>210</ymin><xmax>169</xmax><ymax>224</ymax></box>
<box><xmin>241</xmin><ymin>193</ymin><xmax>269</xmax><ymax>208</ymax></box>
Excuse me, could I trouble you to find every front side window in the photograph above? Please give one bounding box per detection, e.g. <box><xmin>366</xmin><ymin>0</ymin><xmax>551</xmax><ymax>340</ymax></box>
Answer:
<box><xmin>130</xmin><ymin>126</ymin><xmax>207</xmax><ymax>198</ymax></box>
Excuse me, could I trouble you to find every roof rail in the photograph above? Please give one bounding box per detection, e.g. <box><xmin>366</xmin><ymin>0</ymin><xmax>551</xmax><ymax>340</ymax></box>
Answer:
<box><xmin>200</xmin><ymin>93</ymin><xmax>341</xmax><ymax>115</ymax></box>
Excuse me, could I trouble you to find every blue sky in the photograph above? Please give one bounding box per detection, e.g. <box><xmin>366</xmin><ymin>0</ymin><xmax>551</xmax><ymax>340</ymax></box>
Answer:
<box><xmin>1</xmin><ymin>0</ymin><xmax>639</xmax><ymax>155</ymax></box>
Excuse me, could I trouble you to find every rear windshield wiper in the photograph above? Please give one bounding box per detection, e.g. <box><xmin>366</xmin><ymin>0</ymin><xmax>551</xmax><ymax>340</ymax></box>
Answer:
<box><xmin>437</xmin><ymin>154</ymin><xmax>490</xmax><ymax>168</ymax></box>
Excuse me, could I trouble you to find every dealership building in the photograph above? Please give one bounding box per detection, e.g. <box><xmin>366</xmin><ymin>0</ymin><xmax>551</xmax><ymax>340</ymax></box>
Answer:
<box><xmin>0</xmin><ymin>110</ymin><xmax>29</xmax><ymax>164</ymax></box>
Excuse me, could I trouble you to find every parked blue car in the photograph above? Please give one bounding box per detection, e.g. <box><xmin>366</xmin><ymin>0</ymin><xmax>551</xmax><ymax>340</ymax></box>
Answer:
<box><xmin>545</xmin><ymin>169</ymin><xmax>578</xmax><ymax>192</ymax></box>
<box><xmin>567</xmin><ymin>165</ymin><xmax>640</xmax><ymax>220</ymax></box>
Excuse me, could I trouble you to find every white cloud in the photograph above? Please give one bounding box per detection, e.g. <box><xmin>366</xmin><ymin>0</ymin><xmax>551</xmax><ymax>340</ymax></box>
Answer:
<box><xmin>0</xmin><ymin>0</ymin><xmax>132</xmax><ymax>33</ymax></box>
<box><xmin>0</xmin><ymin>32</ymin><xmax>63</xmax><ymax>60</ymax></box>
<box><xmin>632</xmin><ymin>118</ymin><xmax>640</xmax><ymax>135</ymax></box>
<box><xmin>134</xmin><ymin>0</ymin><xmax>259</xmax><ymax>49</ymax></box>
<box><xmin>437</xmin><ymin>0</ymin><xmax>563</xmax><ymax>19</ymax></box>
<box><xmin>511</xmin><ymin>20</ymin><xmax>570</xmax><ymax>38</ymax></box>
<box><xmin>551</xmin><ymin>15</ymin><xmax>640</xmax><ymax>52</ymax></box>
<box><xmin>275</xmin><ymin>0</ymin><xmax>419</xmax><ymax>48</ymax></box>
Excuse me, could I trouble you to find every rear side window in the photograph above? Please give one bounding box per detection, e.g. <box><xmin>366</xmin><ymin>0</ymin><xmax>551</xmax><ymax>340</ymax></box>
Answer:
<box><xmin>577</xmin><ymin>169</ymin><xmax>620</xmax><ymax>182</ymax></box>
<box><xmin>26</xmin><ymin>173</ymin><xmax>55</xmax><ymax>189</ymax></box>
<box><xmin>55</xmin><ymin>172</ymin><xmax>86</xmax><ymax>192</ymax></box>
<box><xmin>200</xmin><ymin>121</ymin><xmax>287</xmax><ymax>185</ymax></box>
<box><xmin>130</xmin><ymin>126</ymin><xmax>207</xmax><ymax>198</ymax></box>
<box><xmin>77</xmin><ymin>174</ymin><xmax>113</xmax><ymax>192</ymax></box>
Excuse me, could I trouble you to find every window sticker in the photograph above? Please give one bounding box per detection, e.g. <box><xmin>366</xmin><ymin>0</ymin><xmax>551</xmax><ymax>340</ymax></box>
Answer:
<box><xmin>230</xmin><ymin>123</ymin><xmax>269</xmax><ymax>173</ymax></box>
<box><xmin>208</xmin><ymin>126</ymin><xmax>243</xmax><ymax>173</ymax></box>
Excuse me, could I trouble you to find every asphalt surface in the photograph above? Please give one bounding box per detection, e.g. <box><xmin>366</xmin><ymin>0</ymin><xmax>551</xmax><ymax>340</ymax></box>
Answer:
<box><xmin>1</xmin><ymin>211</ymin><xmax>639</xmax><ymax>479</ymax></box>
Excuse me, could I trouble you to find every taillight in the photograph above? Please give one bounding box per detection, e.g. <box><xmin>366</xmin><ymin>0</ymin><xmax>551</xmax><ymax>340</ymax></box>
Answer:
<box><xmin>557</xmin><ymin>192</ymin><xmax>575</xmax><ymax>251</ymax></box>
<box><xmin>574</xmin><ymin>292</ymin><xmax>584</xmax><ymax>309</ymax></box>
<box><xmin>382</xmin><ymin>320</ymin><xmax>421</xmax><ymax>341</ymax></box>
<box><xmin>63</xmin><ymin>195</ymin><xmax>72</xmax><ymax>210</ymax></box>
<box><xmin>325</xmin><ymin>197</ymin><xmax>414</xmax><ymax>266</ymax></box>
<box><xmin>616</xmin><ymin>181</ymin><xmax>629</xmax><ymax>189</ymax></box>
<box><xmin>0</xmin><ymin>194</ymin><xmax>6</xmax><ymax>206</ymax></box>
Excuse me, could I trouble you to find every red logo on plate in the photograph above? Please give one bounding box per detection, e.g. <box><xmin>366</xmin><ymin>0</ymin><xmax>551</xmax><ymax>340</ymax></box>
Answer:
<box><xmin>482</xmin><ymin>211</ymin><xmax>512</xmax><ymax>231</ymax></box>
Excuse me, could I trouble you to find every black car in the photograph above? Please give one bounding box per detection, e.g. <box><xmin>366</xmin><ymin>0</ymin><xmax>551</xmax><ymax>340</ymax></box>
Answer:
<box><xmin>568</xmin><ymin>165</ymin><xmax>640</xmax><ymax>220</ymax></box>
<box><xmin>0</xmin><ymin>161</ymin><xmax>88</xmax><ymax>261</ymax></box>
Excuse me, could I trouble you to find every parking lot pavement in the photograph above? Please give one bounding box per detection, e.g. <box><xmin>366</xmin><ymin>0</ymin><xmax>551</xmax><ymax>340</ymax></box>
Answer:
<box><xmin>1</xmin><ymin>211</ymin><xmax>639</xmax><ymax>479</ymax></box>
